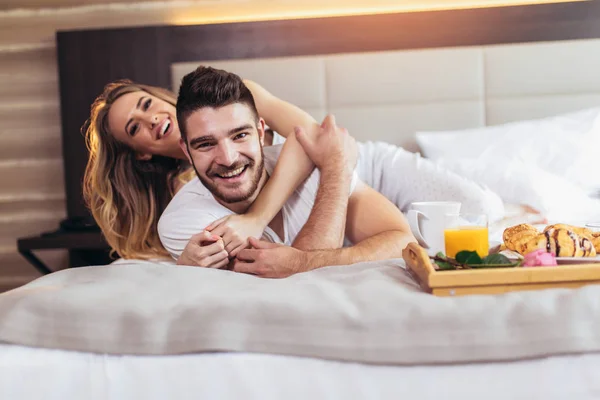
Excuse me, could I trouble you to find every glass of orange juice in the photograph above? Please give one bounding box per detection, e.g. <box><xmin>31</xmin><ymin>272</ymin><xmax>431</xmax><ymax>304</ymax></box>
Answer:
<box><xmin>444</xmin><ymin>214</ymin><xmax>489</xmax><ymax>259</ymax></box>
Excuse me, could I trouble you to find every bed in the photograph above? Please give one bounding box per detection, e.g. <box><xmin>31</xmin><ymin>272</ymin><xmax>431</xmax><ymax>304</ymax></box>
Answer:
<box><xmin>2</xmin><ymin>343</ymin><xmax>600</xmax><ymax>399</ymax></box>
<box><xmin>3</xmin><ymin>258</ymin><xmax>600</xmax><ymax>399</ymax></box>
<box><xmin>3</xmin><ymin>2</ymin><xmax>600</xmax><ymax>398</ymax></box>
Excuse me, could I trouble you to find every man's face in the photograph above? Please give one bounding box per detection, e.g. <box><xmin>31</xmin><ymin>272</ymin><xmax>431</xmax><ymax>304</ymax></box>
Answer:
<box><xmin>180</xmin><ymin>103</ymin><xmax>266</xmax><ymax>206</ymax></box>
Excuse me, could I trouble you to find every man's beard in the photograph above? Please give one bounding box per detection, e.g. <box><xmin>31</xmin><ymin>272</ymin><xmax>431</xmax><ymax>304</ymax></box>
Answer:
<box><xmin>192</xmin><ymin>149</ymin><xmax>265</xmax><ymax>204</ymax></box>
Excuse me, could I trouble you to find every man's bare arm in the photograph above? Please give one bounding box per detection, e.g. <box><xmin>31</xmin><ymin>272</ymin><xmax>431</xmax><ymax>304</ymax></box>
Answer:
<box><xmin>291</xmin><ymin>160</ymin><xmax>351</xmax><ymax>250</ymax></box>
<box><xmin>233</xmin><ymin>181</ymin><xmax>417</xmax><ymax>278</ymax></box>
<box><xmin>300</xmin><ymin>181</ymin><xmax>416</xmax><ymax>270</ymax></box>
<box><xmin>292</xmin><ymin>115</ymin><xmax>357</xmax><ymax>250</ymax></box>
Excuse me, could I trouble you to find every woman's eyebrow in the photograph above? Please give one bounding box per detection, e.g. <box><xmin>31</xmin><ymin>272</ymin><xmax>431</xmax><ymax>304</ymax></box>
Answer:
<box><xmin>124</xmin><ymin>96</ymin><xmax>147</xmax><ymax>135</ymax></box>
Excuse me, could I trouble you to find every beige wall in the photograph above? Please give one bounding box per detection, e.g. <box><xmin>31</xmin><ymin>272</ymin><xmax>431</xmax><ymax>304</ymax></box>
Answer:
<box><xmin>0</xmin><ymin>0</ymin><xmax>576</xmax><ymax>291</ymax></box>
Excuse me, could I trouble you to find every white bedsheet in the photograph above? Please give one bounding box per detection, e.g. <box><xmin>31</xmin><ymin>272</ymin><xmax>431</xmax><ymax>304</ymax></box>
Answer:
<box><xmin>3</xmin><ymin>259</ymin><xmax>600</xmax><ymax>365</ymax></box>
<box><xmin>1</xmin><ymin>343</ymin><xmax>599</xmax><ymax>400</ymax></box>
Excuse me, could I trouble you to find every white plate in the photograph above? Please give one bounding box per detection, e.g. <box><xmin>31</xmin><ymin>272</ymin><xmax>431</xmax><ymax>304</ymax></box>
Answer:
<box><xmin>501</xmin><ymin>250</ymin><xmax>600</xmax><ymax>264</ymax></box>
<box><xmin>555</xmin><ymin>255</ymin><xmax>600</xmax><ymax>264</ymax></box>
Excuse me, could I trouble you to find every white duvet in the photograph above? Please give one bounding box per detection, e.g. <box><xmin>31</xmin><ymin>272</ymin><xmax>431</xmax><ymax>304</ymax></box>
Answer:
<box><xmin>1</xmin><ymin>258</ymin><xmax>600</xmax><ymax>366</ymax></box>
<box><xmin>416</xmin><ymin>107</ymin><xmax>600</xmax><ymax>223</ymax></box>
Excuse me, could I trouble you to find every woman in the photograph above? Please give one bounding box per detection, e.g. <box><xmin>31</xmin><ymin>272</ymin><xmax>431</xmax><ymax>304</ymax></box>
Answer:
<box><xmin>84</xmin><ymin>77</ymin><xmax>504</xmax><ymax>263</ymax></box>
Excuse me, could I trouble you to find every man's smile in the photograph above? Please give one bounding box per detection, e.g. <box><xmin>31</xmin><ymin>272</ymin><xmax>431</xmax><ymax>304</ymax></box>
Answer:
<box><xmin>213</xmin><ymin>165</ymin><xmax>249</xmax><ymax>183</ymax></box>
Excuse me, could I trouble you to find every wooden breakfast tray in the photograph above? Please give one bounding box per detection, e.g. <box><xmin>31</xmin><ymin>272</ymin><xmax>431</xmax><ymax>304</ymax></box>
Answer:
<box><xmin>402</xmin><ymin>242</ymin><xmax>600</xmax><ymax>297</ymax></box>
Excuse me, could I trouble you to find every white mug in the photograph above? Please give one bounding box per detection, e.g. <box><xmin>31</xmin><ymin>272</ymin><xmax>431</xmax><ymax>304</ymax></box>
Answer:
<box><xmin>407</xmin><ymin>201</ymin><xmax>462</xmax><ymax>256</ymax></box>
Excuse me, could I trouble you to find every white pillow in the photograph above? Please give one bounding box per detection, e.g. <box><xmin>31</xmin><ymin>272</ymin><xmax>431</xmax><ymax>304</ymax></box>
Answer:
<box><xmin>416</xmin><ymin>107</ymin><xmax>600</xmax><ymax>195</ymax></box>
<box><xmin>436</xmin><ymin>155</ymin><xmax>600</xmax><ymax>223</ymax></box>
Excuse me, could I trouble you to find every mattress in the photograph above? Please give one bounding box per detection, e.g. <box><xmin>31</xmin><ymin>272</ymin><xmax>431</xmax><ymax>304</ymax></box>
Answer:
<box><xmin>1</xmin><ymin>343</ymin><xmax>599</xmax><ymax>400</ymax></box>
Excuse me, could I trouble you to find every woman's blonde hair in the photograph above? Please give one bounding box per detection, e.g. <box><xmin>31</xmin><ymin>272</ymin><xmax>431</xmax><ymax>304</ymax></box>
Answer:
<box><xmin>83</xmin><ymin>80</ymin><xmax>188</xmax><ymax>260</ymax></box>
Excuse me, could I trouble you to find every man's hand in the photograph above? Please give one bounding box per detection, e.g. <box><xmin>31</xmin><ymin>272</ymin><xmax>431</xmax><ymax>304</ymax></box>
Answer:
<box><xmin>205</xmin><ymin>214</ymin><xmax>265</xmax><ymax>257</ymax></box>
<box><xmin>177</xmin><ymin>231</ymin><xmax>230</xmax><ymax>268</ymax></box>
<box><xmin>295</xmin><ymin>114</ymin><xmax>357</xmax><ymax>178</ymax></box>
<box><xmin>233</xmin><ymin>237</ymin><xmax>307</xmax><ymax>278</ymax></box>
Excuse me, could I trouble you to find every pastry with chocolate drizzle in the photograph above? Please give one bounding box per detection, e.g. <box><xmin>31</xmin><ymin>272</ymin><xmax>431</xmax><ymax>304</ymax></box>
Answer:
<box><xmin>503</xmin><ymin>223</ymin><xmax>599</xmax><ymax>257</ymax></box>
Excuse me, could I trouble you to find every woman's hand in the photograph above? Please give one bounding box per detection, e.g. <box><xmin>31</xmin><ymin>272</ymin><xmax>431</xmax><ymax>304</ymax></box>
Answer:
<box><xmin>205</xmin><ymin>214</ymin><xmax>267</xmax><ymax>257</ymax></box>
<box><xmin>177</xmin><ymin>231</ymin><xmax>230</xmax><ymax>269</ymax></box>
<box><xmin>295</xmin><ymin>114</ymin><xmax>357</xmax><ymax>178</ymax></box>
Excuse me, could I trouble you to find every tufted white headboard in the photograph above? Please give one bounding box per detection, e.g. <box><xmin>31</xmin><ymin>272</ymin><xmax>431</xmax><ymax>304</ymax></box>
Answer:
<box><xmin>172</xmin><ymin>38</ymin><xmax>600</xmax><ymax>153</ymax></box>
<box><xmin>56</xmin><ymin>1</ymin><xmax>600</xmax><ymax>225</ymax></box>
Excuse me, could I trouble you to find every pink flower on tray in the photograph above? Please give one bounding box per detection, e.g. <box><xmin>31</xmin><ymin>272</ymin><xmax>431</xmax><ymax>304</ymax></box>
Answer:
<box><xmin>522</xmin><ymin>249</ymin><xmax>558</xmax><ymax>267</ymax></box>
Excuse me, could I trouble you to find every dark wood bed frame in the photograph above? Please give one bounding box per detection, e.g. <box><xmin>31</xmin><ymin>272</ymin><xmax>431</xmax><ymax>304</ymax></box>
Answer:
<box><xmin>47</xmin><ymin>1</ymin><xmax>600</xmax><ymax>267</ymax></box>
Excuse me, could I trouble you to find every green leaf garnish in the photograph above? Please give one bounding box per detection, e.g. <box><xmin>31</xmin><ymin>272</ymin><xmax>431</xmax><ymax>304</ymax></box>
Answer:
<box><xmin>482</xmin><ymin>253</ymin><xmax>512</xmax><ymax>265</ymax></box>
<box><xmin>431</xmin><ymin>250</ymin><xmax>521</xmax><ymax>270</ymax></box>
<box><xmin>470</xmin><ymin>253</ymin><xmax>520</xmax><ymax>268</ymax></box>
<box><xmin>433</xmin><ymin>252</ymin><xmax>453</xmax><ymax>270</ymax></box>
<box><xmin>432</xmin><ymin>252</ymin><xmax>470</xmax><ymax>270</ymax></box>
<box><xmin>455</xmin><ymin>251</ymin><xmax>482</xmax><ymax>265</ymax></box>
<box><xmin>434</xmin><ymin>259</ymin><xmax>456</xmax><ymax>270</ymax></box>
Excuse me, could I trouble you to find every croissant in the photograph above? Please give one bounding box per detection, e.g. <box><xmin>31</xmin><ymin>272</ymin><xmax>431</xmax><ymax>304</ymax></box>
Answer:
<box><xmin>503</xmin><ymin>224</ymin><xmax>539</xmax><ymax>252</ymax></box>
<box><xmin>503</xmin><ymin>223</ymin><xmax>597</xmax><ymax>257</ymax></box>
<box><xmin>538</xmin><ymin>227</ymin><xmax>595</xmax><ymax>257</ymax></box>
<box><xmin>502</xmin><ymin>224</ymin><xmax>540</xmax><ymax>252</ymax></box>
<box><xmin>544</xmin><ymin>224</ymin><xmax>600</xmax><ymax>255</ymax></box>
<box><xmin>592</xmin><ymin>232</ymin><xmax>600</xmax><ymax>253</ymax></box>
<box><xmin>543</xmin><ymin>224</ymin><xmax>594</xmax><ymax>240</ymax></box>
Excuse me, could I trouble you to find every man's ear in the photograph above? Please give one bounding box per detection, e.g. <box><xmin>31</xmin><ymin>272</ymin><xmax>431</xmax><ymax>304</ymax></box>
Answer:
<box><xmin>135</xmin><ymin>152</ymin><xmax>152</xmax><ymax>161</ymax></box>
<box><xmin>257</xmin><ymin>117</ymin><xmax>266</xmax><ymax>146</ymax></box>
<box><xmin>179</xmin><ymin>138</ymin><xmax>193</xmax><ymax>164</ymax></box>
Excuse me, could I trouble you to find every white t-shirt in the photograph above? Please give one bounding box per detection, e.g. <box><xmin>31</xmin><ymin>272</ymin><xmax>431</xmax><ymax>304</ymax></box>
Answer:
<box><xmin>158</xmin><ymin>145</ymin><xmax>358</xmax><ymax>260</ymax></box>
<box><xmin>272</xmin><ymin>131</ymin><xmax>503</xmax><ymax>219</ymax></box>
<box><xmin>271</xmin><ymin>130</ymin><xmax>286</xmax><ymax>145</ymax></box>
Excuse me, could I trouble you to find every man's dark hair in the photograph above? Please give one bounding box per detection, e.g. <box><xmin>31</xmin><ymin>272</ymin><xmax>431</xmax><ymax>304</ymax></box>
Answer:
<box><xmin>176</xmin><ymin>66</ymin><xmax>259</xmax><ymax>142</ymax></box>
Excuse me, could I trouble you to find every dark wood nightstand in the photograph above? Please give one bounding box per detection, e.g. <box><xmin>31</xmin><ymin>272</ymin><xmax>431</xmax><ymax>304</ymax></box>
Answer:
<box><xmin>17</xmin><ymin>230</ymin><xmax>114</xmax><ymax>275</ymax></box>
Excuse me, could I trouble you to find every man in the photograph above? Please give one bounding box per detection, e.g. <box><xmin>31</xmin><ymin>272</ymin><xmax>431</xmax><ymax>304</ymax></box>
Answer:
<box><xmin>158</xmin><ymin>66</ymin><xmax>416</xmax><ymax>278</ymax></box>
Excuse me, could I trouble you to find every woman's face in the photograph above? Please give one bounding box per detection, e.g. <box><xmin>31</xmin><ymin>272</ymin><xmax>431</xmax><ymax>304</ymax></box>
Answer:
<box><xmin>107</xmin><ymin>90</ymin><xmax>184</xmax><ymax>160</ymax></box>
